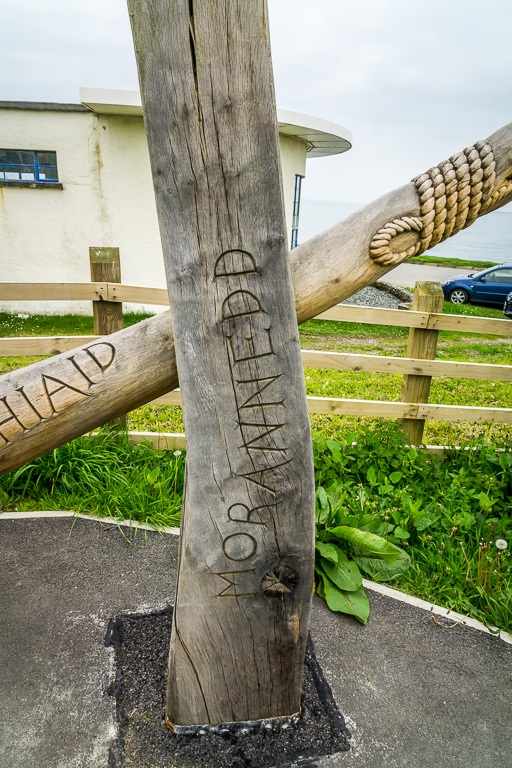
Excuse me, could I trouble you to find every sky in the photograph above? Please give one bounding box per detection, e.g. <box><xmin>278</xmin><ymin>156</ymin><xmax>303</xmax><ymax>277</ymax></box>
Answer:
<box><xmin>1</xmin><ymin>0</ymin><xmax>511</xmax><ymax>205</ymax></box>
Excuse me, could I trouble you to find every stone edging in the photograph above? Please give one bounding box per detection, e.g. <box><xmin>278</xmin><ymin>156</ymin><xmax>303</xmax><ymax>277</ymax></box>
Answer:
<box><xmin>373</xmin><ymin>281</ymin><xmax>413</xmax><ymax>302</ymax></box>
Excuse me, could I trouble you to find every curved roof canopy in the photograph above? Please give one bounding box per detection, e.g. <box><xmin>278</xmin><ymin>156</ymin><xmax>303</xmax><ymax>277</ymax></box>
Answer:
<box><xmin>80</xmin><ymin>88</ymin><xmax>352</xmax><ymax>158</ymax></box>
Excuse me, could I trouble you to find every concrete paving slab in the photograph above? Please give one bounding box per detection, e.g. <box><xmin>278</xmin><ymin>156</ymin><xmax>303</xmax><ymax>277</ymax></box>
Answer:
<box><xmin>1</xmin><ymin>515</ymin><xmax>510</xmax><ymax>768</ymax></box>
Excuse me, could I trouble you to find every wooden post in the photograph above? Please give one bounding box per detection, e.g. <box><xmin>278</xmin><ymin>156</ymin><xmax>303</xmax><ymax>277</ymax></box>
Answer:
<box><xmin>89</xmin><ymin>247</ymin><xmax>125</xmax><ymax>427</ymax></box>
<box><xmin>400</xmin><ymin>281</ymin><xmax>444</xmax><ymax>443</ymax></box>
<box><xmin>89</xmin><ymin>247</ymin><xmax>123</xmax><ymax>336</ymax></box>
<box><xmin>128</xmin><ymin>0</ymin><xmax>315</xmax><ymax>731</ymax></box>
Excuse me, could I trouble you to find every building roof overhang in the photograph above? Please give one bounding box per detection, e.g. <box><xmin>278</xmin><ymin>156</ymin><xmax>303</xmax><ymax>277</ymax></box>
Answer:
<box><xmin>79</xmin><ymin>88</ymin><xmax>352</xmax><ymax>158</ymax></box>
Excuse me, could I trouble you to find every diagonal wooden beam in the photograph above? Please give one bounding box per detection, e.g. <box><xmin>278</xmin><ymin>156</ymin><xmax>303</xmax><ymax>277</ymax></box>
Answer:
<box><xmin>0</xmin><ymin>122</ymin><xmax>511</xmax><ymax>476</ymax></box>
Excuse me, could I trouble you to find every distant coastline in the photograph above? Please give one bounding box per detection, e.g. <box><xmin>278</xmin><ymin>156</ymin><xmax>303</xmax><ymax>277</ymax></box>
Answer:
<box><xmin>299</xmin><ymin>199</ymin><xmax>512</xmax><ymax>266</ymax></box>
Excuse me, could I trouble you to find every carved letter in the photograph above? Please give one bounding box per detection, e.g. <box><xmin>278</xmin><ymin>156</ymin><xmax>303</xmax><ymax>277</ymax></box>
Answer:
<box><xmin>221</xmin><ymin>290</ymin><xmax>264</xmax><ymax>322</ymax></box>
<box><xmin>41</xmin><ymin>374</ymin><xmax>92</xmax><ymax>415</ymax></box>
<box><xmin>236</xmin><ymin>374</ymin><xmax>284</xmax><ymax>410</ymax></box>
<box><xmin>214</xmin><ymin>569</ymin><xmax>257</xmax><ymax>598</ymax></box>
<box><xmin>238</xmin><ymin>422</ymin><xmax>287</xmax><ymax>452</ymax></box>
<box><xmin>222</xmin><ymin>532</ymin><xmax>257</xmax><ymax>561</ymax></box>
<box><xmin>83</xmin><ymin>342</ymin><xmax>116</xmax><ymax>372</ymax></box>
<box><xmin>226</xmin><ymin>326</ymin><xmax>276</xmax><ymax>365</ymax></box>
<box><xmin>214</xmin><ymin>249</ymin><xmax>258</xmax><ymax>279</ymax></box>
<box><xmin>227</xmin><ymin>503</ymin><xmax>275</xmax><ymax>526</ymax></box>
<box><xmin>0</xmin><ymin>397</ymin><xmax>27</xmax><ymax>446</ymax></box>
<box><xmin>67</xmin><ymin>355</ymin><xmax>97</xmax><ymax>387</ymax></box>
<box><xmin>238</xmin><ymin>458</ymin><xmax>293</xmax><ymax>496</ymax></box>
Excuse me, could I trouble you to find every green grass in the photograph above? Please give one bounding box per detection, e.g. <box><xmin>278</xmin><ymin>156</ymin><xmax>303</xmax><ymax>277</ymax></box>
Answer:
<box><xmin>0</xmin><ymin>309</ymin><xmax>510</xmax><ymax>631</ymax></box>
<box><xmin>1</xmin><ymin>422</ymin><xmax>509</xmax><ymax>632</ymax></box>
<box><xmin>409</xmin><ymin>255</ymin><xmax>498</xmax><ymax>269</ymax></box>
<box><xmin>1</xmin><ymin>305</ymin><xmax>510</xmax><ymax>447</ymax></box>
<box><xmin>0</xmin><ymin>310</ymin><xmax>154</xmax><ymax>337</ymax></box>
<box><xmin>311</xmin><ymin>422</ymin><xmax>511</xmax><ymax>632</ymax></box>
<box><xmin>0</xmin><ymin>429</ymin><xmax>185</xmax><ymax>529</ymax></box>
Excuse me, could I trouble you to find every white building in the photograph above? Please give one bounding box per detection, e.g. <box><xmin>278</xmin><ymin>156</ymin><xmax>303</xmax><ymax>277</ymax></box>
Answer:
<box><xmin>0</xmin><ymin>89</ymin><xmax>351</xmax><ymax>314</ymax></box>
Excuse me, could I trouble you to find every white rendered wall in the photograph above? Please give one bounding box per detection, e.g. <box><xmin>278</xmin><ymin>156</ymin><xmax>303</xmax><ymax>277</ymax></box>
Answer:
<box><xmin>0</xmin><ymin>108</ymin><xmax>307</xmax><ymax>315</ymax></box>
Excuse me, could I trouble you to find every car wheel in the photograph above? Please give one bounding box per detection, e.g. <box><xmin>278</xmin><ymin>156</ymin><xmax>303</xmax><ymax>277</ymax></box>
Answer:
<box><xmin>449</xmin><ymin>288</ymin><xmax>469</xmax><ymax>304</ymax></box>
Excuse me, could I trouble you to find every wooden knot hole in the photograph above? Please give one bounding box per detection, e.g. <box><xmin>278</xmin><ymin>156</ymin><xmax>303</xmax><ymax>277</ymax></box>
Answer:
<box><xmin>261</xmin><ymin>565</ymin><xmax>299</xmax><ymax>596</ymax></box>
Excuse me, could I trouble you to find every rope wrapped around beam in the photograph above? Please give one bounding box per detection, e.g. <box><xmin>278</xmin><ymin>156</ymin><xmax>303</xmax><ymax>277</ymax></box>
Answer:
<box><xmin>370</xmin><ymin>140</ymin><xmax>512</xmax><ymax>266</ymax></box>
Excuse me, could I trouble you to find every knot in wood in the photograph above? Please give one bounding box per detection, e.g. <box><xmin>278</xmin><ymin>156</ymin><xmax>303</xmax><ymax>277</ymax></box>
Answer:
<box><xmin>261</xmin><ymin>565</ymin><xmax>299</xmax><ymax>596</ymax></box>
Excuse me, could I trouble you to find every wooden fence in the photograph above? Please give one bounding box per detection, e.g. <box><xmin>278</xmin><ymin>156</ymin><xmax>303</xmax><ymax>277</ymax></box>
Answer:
<box><xmin>1</xmin><ymin>272</ymin><xmax>511</xmax><ymax>447</ymax></box>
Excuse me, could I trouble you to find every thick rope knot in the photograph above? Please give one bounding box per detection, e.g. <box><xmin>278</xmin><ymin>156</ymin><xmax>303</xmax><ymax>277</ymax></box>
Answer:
<box><xmin>369</xmin><ymin>217</ymin><xmax>423</xmax><ymax>266</ymax></box>
<box><xmin>369</xmin><ymin>140</ymin><xmax>500</xmax><ymax>266</ymax></box>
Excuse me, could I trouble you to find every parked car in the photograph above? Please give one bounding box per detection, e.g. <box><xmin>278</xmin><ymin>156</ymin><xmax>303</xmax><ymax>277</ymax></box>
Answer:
<box><xmin>504</xmin><ymin>291</ymin><xmax>512</xmax><ymax>319</ymax></box>
<box><xmin>441</xmin><ymin>266</ymin><xmax>512</xmax><ymax>306</ymax></box>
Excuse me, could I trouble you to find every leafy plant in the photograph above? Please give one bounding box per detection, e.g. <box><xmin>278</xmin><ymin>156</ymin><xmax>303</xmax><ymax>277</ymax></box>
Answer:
<box><xmin>313</xmin><ymin>465</ymin><xmax>411</xmax><ymax>624</ymax></box>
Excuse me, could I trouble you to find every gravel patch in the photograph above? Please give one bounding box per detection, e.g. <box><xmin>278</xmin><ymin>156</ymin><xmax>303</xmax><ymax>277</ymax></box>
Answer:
<box><xmin>340</xmin><ymin>283</ymin><xmax>412</xmax><ymax>309</ymax></box>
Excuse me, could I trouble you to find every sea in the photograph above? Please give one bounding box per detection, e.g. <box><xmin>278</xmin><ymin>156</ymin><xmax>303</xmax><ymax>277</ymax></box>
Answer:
<box><xmin>299</xmin><ymin>200</ymin><xmax>512</xmax><ymax>266</ymax></box>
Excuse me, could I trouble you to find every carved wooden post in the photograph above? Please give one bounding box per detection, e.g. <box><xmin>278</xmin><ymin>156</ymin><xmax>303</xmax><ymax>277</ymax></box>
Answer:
<box><xmin>400</xmin><ymin>281</ymin><xmax>444</xmax><ymax>443</ymax></box>
<box><xmin>128</xmin><ymin>0</ymin><xmax>315</xmax><ymax>731</ymax></box>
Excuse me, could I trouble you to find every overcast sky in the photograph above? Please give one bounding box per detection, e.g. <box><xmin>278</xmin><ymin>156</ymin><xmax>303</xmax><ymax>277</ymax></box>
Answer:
<box><xmin>1</xmin><ymin>0</ymin><xmax>511</xmax><ymax>204</ymax></box>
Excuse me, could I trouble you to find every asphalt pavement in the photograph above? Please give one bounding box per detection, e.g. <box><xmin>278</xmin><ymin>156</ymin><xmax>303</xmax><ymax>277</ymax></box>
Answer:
<box><xmin>1</xmin><ymin>513</ymin><xmax>511</xmax><ymax>768</ymax></box>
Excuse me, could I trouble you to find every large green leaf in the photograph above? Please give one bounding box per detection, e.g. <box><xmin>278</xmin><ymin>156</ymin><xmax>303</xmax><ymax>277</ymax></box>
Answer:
<box><xmin>320</xmin><ymin>554</ymin><xmax>362</xmax><ymax>592</ymax></box>
<box><xmin>319</xmin><ymin>570</ymin><xmax>369</xmax><ymax>625</ymax></box>
<box><xmin>315</xmin><ymin>541</ymin><xmax>345</xmax><ymax>564</ymax></box>
<box><xmin>329</xmin><ymin>525</ymin><xmax>404</xmax><ymax>563</ymax></box>
<box><xmin>353</xmin><ymin>549</ymin><xmax>411</xmax><ymax>581</ymax></box>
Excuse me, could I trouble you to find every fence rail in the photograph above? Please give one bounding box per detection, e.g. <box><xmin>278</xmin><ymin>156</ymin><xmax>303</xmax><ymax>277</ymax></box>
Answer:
<box><xmin>2</xmin><ymin>280</ymin><xmax>511</xmax><ymax>336</ymax></box>
<box><xmin>1</xmin><ymin>278</ymin><xmax>511</xmax><ymax>442</ymax></box>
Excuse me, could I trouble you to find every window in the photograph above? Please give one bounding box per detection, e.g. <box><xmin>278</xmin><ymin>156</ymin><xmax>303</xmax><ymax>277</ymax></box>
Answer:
<box><xmin>485</xmin><ymin>269</ymin><xmax>512</xmax><ymax>283</ymax></box>
<box><xmin>0</xmin><ymin>149</ymin><xmax>59</xmax><ymax>183</ymax></box>
<box><xmin>290</xmin><ymin>174</ymin><xmax>303</xmax><ymax>249</ymax></box>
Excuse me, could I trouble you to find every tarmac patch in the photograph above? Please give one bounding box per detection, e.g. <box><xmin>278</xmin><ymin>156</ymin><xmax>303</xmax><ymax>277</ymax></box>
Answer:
<box><xmin>105</xmin><ymin>607</ymin><xmax>350</xmax><ymax>767</ymax></box>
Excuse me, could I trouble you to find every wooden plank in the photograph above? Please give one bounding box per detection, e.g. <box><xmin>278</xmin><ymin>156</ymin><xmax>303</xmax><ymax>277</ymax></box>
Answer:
<box><xmin>315</xmin><ymin>304</ymin><xmax>429</xmax><ymax>328</ymax></box>
<box><xmin>0</xmin><ymin>336</ymin><xmax>100</xmax><ymax>356</ymax></box>
<box><xmin>149</xmin><ymin>392</ymin><xmax>512</xmax><ymax>423</ymax></box>
<box><xmin>307</xmin><ymin>396</ymin><xmax>418</xmax><ymax>418</ymax></box>
<box><xmin>418</xmin><ymin>403</ymin><xmax>512</xmax><ymax>424</ymax></box>
<box><xmin>107</xmin><ymin>283</ymin><xmax>169</xmax><ymax>305</ymax></box>
<box><xmin>3</xmin><ymin>339</ymin><xmax>510</xmax><ymax>383</ymax></box>
<box><xmin>314</xmin><ymin>303</ymin><xmax>512</xmax><ymax>337</ymax></box>
<box><xmin>427</xmin><ymin>313</ymin><xmax>512</xmax><ymax>336</ymax></box>
<box><xmin>125</xmin><ymin>434</ymin><xmax>509</xmax><ymax>458</ymax></box>
<box><xmin>0</xmin><ymin>282</ymin><xmax>108</xmax><ymax>302</ymax></box>
<box><xmin>127</xmin><ymin>430</ymin><xmax>186</xmax><ymax>451</ymax></box>
<box><xmin>301</xmin><ymin>350</ymin><xmax>512</xmax><ymax>381</ymax></box>
<box><xmin>129</xmin><ymin>0</ymin><xmax>315</xmax><ymax>731</ymax></box>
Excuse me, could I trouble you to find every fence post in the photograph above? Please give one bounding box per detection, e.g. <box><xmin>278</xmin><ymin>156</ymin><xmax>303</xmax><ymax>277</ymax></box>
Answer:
<box><xmin>89</xmin><ymin>247</ymin><xmax>123</xmax><ymax>335</ymax></box>
<box><xmin>400</xmin><ymin>281</ymin><xmax>444</xmax><ymax>444</ymax></box>
<box><xmin>89</xmin><ymin>247</ymin><xmax>126</xmax><ymax>428</ymax></box>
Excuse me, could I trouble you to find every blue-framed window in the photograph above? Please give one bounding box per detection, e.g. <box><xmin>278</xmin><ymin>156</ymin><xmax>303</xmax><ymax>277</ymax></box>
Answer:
<box><xmin>0</xmin><ymin>149</ymin><xmax>59</xmax><ymax>183</ymax></box>
<box><xmin>291</xmin><ymin>174</ymin><xmax>303</xmax><ymax>249</ymax></box>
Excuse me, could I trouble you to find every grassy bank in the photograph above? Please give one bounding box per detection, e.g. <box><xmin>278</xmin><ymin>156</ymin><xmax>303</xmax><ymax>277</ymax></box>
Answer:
<box><xmin>408</xmin><ymin>255</ymin><xmax>498</xmax><ymax>269</ymax></box>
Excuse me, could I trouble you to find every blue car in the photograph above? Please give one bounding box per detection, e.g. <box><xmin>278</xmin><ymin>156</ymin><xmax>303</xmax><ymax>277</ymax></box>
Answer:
<box><xmin>441</xmin><ymin>265</ymin><xmax>512</xmax><ymax>306</ymax></box>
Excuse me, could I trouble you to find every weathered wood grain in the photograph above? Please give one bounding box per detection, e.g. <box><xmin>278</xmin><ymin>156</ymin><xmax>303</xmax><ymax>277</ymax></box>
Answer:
<box><xmin>128</xmin><ymin>0</ymin><xmax>315</xmax><ymax>729</ymax></box>
<box><xmin>0</xmin><ymin>123</ymin><xmax>511</xmax><ymax>474</ymax></box>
